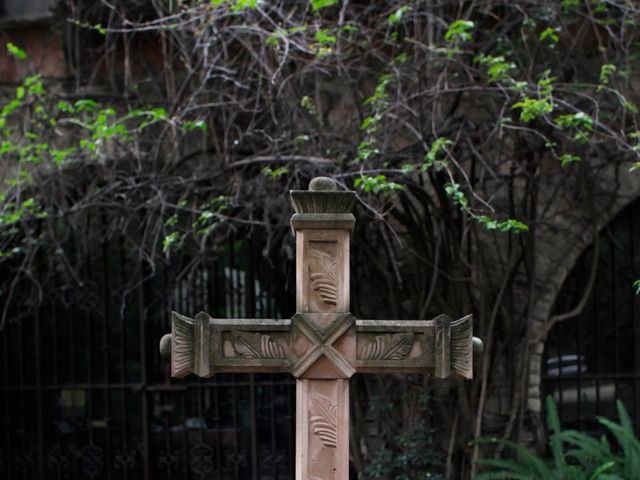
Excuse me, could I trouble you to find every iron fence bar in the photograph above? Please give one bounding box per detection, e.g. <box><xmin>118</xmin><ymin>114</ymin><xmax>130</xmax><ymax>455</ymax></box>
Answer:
<box><xmin>18</xmin><ymin>296</ymin><xmax>27</xmax><ymax>480</ymax></box>
<box><xmin>70</xmin><ymin>286</ymin><xmax>78</xmax><ymax>480</ymax></box>
<box><xmin>118</xmin><ymin>230</ymin><xmax>130</xmax><ymax>480</ymax></box>
<box><xmin>611</xmin><ymin>231</ymin><xmax>619</xmax><ymax>415</ymax></box>
<box><xmin>180</xmin><ymin>271</ymin><xmax>189</xmax><ymax>480</ymax></box>
<box><xmin>576</xmin><ymin>286</ymin><xmax>582</xmax><ymax>431</ymax></box>
<box><xmin>632</xmin><ymin>210</ymin><xmax>639</xmax><ymax>432</ymax></box>
<box><xmin>2</xmin><ymin>299</ymin><xmax>9</xmax><ymax>477</ymax></box>
<box><xmin>35</xmin><ymin>305</ymin><xmax>45</xmax><ymax>480</ymax></box>
<box><xmin>101</xmin><ymin>215</ymin><xmax>112</xmax><ymax>480</ymax></box>
<box><xmin>139</xmin><ymin>253</ymin><xmax>151</xmax><ymax>480</ymax></box>
<box><xmin>209</xmin><ymin>256</ymin><xmax>223</xmax><ymax>479</ymax></box>
<box><xmin>594</xmin><ymin>277</ymin><xmax>601</xmax><ymax>417</ymax></box>
<box><xmin>51</xmin><ymin>300</ymin><xmax>61</xmax><ymax>480</ymax></box>
<box><xmin>247</xmin><ymin>240</ymin><xmax>259</xmax><ymax>480</ymax></box>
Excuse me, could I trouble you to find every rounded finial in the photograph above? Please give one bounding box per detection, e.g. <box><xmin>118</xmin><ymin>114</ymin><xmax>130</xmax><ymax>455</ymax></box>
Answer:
<box><xmin>160</xmin><ymin>334</ymin><xmax>172</xmax><ymax>360</ymax></box>
<box><xmin>309</xmin><ymin>177</ymin><xmax>337</xmax><ymax>191</ymax></box>
<box><xmin>472</xmin><ymin>337</ymin><xmax>484</xmax><ymax>356</ymax></box>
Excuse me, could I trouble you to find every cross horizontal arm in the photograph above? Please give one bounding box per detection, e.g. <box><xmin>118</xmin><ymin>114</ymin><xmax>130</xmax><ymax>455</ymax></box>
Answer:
<box><xmin>159</xmin><ymin>311</ymin><xmax>483</xmax><ymax>380</ymax></box>
<box><xmin>160</xmin><ymin>311</ymin><xmax>292</xmax><ymax>378</ymax></box>
<box><xmin>355</xmin><ymin>314</ymin><xmax>481</xmax><ymax>379</ymax></box>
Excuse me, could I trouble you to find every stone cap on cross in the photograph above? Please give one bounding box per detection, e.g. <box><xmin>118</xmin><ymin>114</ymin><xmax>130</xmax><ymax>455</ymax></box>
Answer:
<box><xmin>159</xmin><ymin>176</ymin><xmax>483</xmax><ymax>480</ymax></box>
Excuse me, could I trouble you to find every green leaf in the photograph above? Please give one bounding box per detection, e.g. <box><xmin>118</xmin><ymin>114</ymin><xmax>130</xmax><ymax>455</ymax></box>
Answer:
<box><xmin>444</xmin><ymin>20</ymin><xmax>474</xmax><ymax>42</ymax></box>
<box><xmin>623</xmin><ymin>100</ymin><xmax>638</xmax><ymax>114</ymax></box>
<box><xmin>559</xmin><ymin>154</ymin><xmax>581</xmax><ymax>166</ymax></box>
<box><xmin>512</xmin><ymin>97</ymin><xmax>554</xmax><ymax>122</ymax></box>
<box><xmin>266</xmin><ymin>28</ymin><xmax>287</xmax><ymax>46</ymax></box>
<box><xmin>261</xmin><ymin>166</ymin><xmax>288</xmax><ymax>178</ymax></box>
<box><xmin>355</xmin><ymin>175</ymin><xmax>403</xmax><ymax>196</ymax></box>
<box><xmin>162</xmin><ymin>232</ymin><xmax>182</xmax><ymax>253</ymax></box>
<box><xmin>388</xmin><ymin>6</ymin><xmax>412</xmax><ymax>26</ymax></box>
<box><xmin>539</xmin><ymin>27</ymin><xmax>560</xmax><ymax>44</ymax></box>
<box><xmin>314</xmin><ymin>29</ymin><xmax>336</xmax><ymax>44</ymax></box>
<box><xmin>232</xmin><ymin>0</ymin><xmax>257</xmax><ymax>10</ymax></box>
<box><xmin>600</xmin><ymin>64</ymin><xmax>616</xmax><ymax>83</ymax></box>
<box><xmin>300</xmin><ymin>96</ymin><xmax>317</xmax><ymax>116</ymax></box>
<box><xmin>444</xmin><ymin>182</ymin><xmax>468</xmax><ymax>208</ymax></box>
<box><xmin>310</xmin><ymin>0</ymin><xmax>337</xmax><ymax>11</ymax></box>
<box><xmin>634</xmin><ymin>279</ymin><xmax>640</xmax><ymax>295</ymax></box>
<box><xmin>75</xmin><ymin>99</ymin><xmax>99</xmax><ymax>112</ymax></box>
<box><xmin>6</xmin><ymin>42</ymin><xmax>26</xmax><ymax>60</ymax></box>
<box><xmin>487</xmin><ymin>60</ymin><xmax>516</xmax><ymax>83</ymax></box>
<box><xmin>471</xmin><ymin>438</ymin><xmax>553</xmax><ymax>477</ymax></box>
<box><xmin>422</xmin><ymin>137</ymin><xmax>452</xmax><ymax>171</ymax></box>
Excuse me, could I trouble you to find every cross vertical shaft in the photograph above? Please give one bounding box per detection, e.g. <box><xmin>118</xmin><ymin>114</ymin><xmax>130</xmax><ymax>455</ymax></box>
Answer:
<box><xmin>291</xmin><ymin>177</ymin><xmax>355</xmax><ymax>479</ymax></box>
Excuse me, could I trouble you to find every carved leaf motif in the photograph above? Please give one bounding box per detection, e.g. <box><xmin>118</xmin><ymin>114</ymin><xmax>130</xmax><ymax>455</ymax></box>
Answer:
<box><xmin>309</xmin><ymin>395</ymin><xmax>337</xmax><ymax>449</ymax></box>
<box><xmin>230</xmin><ymin>331</ymin><xmax>286</xmax><ymax>359</ymax></box>
<box><xmin>450</xmin><ymin>315</ymin><xmax>472</xmax><ymax>379</ymax></box>
<box><xmin>172</xmin><ymin>312</ymin><xmax>194</xmax><ymax>377</ymax></box>
<box><xmin>359</xmin><ymin>333</ymin><xmax>414</xmax><ymax>360</ymax></box>
<box><xmin>308</xmin><ymin>248</ymin><xmax>338</xmax><ymax>306</ymax></box>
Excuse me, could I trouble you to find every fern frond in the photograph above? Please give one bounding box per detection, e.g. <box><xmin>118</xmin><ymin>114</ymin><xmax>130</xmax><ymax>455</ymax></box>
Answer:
<box><xmin>587</xmin><ymin>461</ymin><xmax>615</xmax><ymax>480</ymax></box>
<box><xmin>475</xmin><ymin>457</ymin><xmax>538</xmax><ymax>475</ymax></box>
<box><xmin>472</xmin><ymin>438</ymin><xmax>552</xmax><ymax>478</ymax></box>
<box><xmin>473</xmin><ymin>471</ymin><xmax>536</xmax><ymax>480</ymax></box>
<box><xmin>545</xmin><ymin>395</ymin><xmax>567</xmax><ymax>472</ymax></box>
<box><xmin>559</xmin><ymin>430</ymin><xmax>613</xmax><ymax>469</ymax></box>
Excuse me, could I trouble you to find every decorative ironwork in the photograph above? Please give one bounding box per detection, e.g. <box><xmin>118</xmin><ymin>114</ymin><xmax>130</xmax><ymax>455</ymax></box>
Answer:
<box><xmin>14</xmin><ymin>448</ymin><xmax>34</xmax><ymax>472</ymax></box>
<box><xmin>224</xmin><ymin>449</ymin><xmax>247</xmax><ymax>468</ymax></box>
<box><xmin>190</xmin><ymin>443</ymin><xmax>214</xmax><ymax>476</ymax></box>
<box><xmin>158</xmin><ymin>449</ymin><xmax>180</xmax><ymax>471</ymax></box>
<box><xmin>113</xmin><ymin>447</ymin><xmax>137</xmax><ymax>470</ymax></box>
<box><xmin>80</xmin><ymin>445</ymin><xmax>104</xmax><ymax>477</ymax></box>
<box><xmin>262</xmin><ymin>448</ymin><xmax>285</xmax><ymax>469</ymax></box>
<box><xmin>46</xmin><ymin>446</ymin><xmax>73</xmax><ymax>473</ymax></box>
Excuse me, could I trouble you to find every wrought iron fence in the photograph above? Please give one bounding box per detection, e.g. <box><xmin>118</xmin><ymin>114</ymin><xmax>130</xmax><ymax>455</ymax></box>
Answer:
<box><xmin>0</xmin><ymin>215</ymin><xmax>296</xmax><ymax>479</ymax></box>
<box><xmin>543</xmin><ymin>201</ymin><xmax>640</xmax><ymax>434</ymax></box>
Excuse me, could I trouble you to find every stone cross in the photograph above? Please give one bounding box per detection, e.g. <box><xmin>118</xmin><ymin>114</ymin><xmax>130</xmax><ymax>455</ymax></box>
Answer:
<box><xmin>159</xmin><ymin>177</ymin><xmax>483</xmax><ymax>479</ymax></box>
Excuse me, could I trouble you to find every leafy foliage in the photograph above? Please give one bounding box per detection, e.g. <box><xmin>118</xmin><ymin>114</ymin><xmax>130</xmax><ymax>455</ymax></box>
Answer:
<box><xmin>473</xmin><ymin>396</ymin><xmax>640</xmax><ymax>479</ymax></box>
<box><xmin>364</xmin><ymin>391</ymin><xmax>444</xmax><ymax>480</ymax></box>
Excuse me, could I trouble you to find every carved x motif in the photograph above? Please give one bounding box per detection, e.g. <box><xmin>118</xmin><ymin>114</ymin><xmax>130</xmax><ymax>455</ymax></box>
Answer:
<box><xmin>290</xmin><ymin>313</ymin><xmax>356</xmax><ymax>378</ymax></box>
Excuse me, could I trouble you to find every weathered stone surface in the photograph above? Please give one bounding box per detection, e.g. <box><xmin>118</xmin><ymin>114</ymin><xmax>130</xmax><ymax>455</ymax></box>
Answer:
<box><xmin>290</xmin><ymin>187</ymin><xmax>355</xmax><ymax>214</ymax></box>
<box><xmin>309</xmin><ymin>176</ymin><xmax>337</xmax><ymax>191</ymax></box>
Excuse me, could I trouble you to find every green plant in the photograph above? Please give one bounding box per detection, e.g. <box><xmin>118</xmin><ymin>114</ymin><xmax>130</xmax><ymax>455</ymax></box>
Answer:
<box><xmin>355</xmin><ymin>174</ymin><xmax>403</xmax><ymax>196</ymax></box>
<box><xmin>474</xmin><ymin>54</ymin><xmax>516</xmax><ymax>83</ymax></box>
<box><xmin>365</xmin><ymin>392</ymin><xmax>444</xmax><ymax>480</ymax></box>
<box><xmin>473</xmin><ymin>396</ymin><xmax>640</xmax><ymax>479</ymax></box>
<box><xmin>445</xmin><ymin>20</ymin><xmax>474</xmax><ymax>42</ymax></box>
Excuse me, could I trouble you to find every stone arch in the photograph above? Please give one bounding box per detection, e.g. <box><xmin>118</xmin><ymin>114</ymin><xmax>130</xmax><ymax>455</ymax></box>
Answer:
<box><xmin>526</xmin><ymin>167</ymin><xmax>640</xmax><ymax>422</ymax></box>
